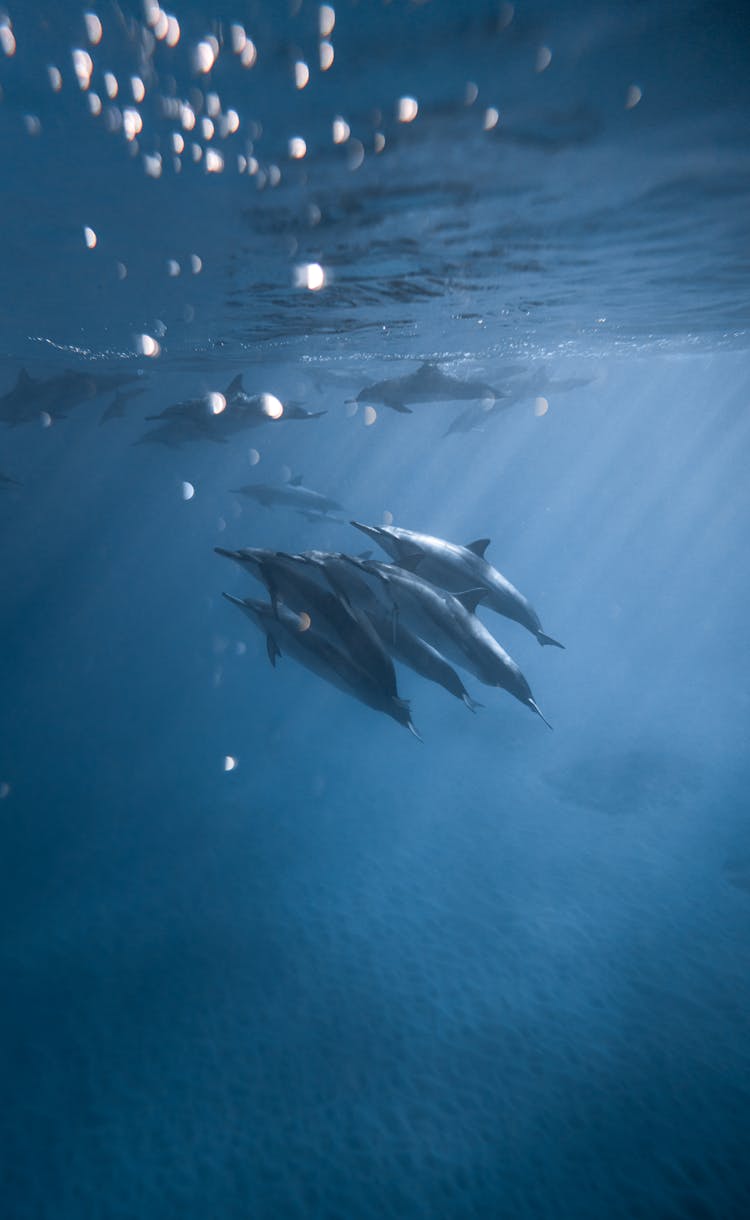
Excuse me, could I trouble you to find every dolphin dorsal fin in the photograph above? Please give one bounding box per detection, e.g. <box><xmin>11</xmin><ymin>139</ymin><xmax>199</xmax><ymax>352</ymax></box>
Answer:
<box><xmin>289</xmin><ymin>474</ymin><xmax>304</xmax><ymax>487</ymax></box>
<box><xmin>466</xmin><ymin>538</ymin><xmax>491</xmax><ymax>559</ymax></box>
<box><xmin>225</xmin><ymin>373</ymin><xmax>244</xmax><ymax>396</ymax></box>
<box><xmin>453</xmin><ymin>588</ymin><xmax>488</xmax><ymax>614</ymax></box>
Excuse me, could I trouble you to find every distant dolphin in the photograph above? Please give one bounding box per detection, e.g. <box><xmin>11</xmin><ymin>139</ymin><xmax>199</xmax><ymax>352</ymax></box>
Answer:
<box><xmin>353</xmin><ymin>362</ymin><xmax>505</xmax><ymax>414</ymax></box>
<box><xmin>343</xmin><ymin>557</ymin><xmax>552</xmax><ymax>727</ymax></box>
<box><xmin>231</xmin><ymin>476</ymin><xmax>344</xmax><ymax>519</ymax></box>
<box><xmin>223</xmin><ymin>593</ymin><xmax>420</xmax><ymax>737</ymax></box>
<box><xmin>0</xmin><ymin>367</ymin><xmax>140</xmax><ymax>425</ymax></box>
<box><xmin>351</xmin><ymin>522</ymin><xmax>564</xmax><ymax>648</ymax></box>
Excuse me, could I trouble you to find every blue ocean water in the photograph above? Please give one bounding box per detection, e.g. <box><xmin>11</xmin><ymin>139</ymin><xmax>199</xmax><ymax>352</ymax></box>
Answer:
<box><xmin>1</xmin><ymin>2</ymin><xmax>749</xmax><ymax>1217</ymax></box>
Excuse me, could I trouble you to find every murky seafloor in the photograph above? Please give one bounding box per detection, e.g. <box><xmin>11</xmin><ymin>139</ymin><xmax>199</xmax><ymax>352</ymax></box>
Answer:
<box><xmin>1</xmin><ymin>3</ymin><xmax>749</xmax><ymax>1218</ymax></box>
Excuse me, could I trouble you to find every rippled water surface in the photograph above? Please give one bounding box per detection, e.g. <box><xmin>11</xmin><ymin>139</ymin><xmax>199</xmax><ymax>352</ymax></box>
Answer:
<box><xmin>1</xmin><ymin>3</ymin><xmax>749</xmax><ymax>1218</ymax></box>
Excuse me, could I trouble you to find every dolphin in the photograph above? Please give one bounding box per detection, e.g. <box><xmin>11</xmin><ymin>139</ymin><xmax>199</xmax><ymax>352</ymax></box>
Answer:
<box><xmin>351</xmin><ymin>522</ymin><xmax>564</xmax><ymax>649</ymax></box>
<box><xmin>0</xmin><ymin>368</ymin><xmax>140</xmax><ymax>425</ymax></box>
<box><xmin>353</xmin><ymin>362</ymin><xmax>505</xmax><ymax>414</ymax></box>
<box><xmin>215</xmin><ymin>547</ymin><xmax>397</xmax><ymax>697</ymax></box>
<box><xmin>231</xmin><ymin>476</ymin><xmax>344</xmax><ymax>519</ymax></box>
<box><xmin>222</xmin><ymin>593</ymin><xmax>420</xmax><ymax>737</ymax></box>
<box><xmin>271</xmin><ymin>550</ymin><xmax>482</xmax><ymax>712</ymax></box>
<box><xmin>343</xmin><ymin>557</ymin><xmax>551</xmax><ymax>727</ymax></box>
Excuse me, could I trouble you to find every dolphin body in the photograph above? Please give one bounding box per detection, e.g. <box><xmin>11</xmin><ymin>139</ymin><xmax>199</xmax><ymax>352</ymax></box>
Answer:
<box><xmin>141</xmin><ymin>376</ymin><xmax>324</xmax><ymax>445</ymax></box>
<box><xmin>444</xmin><ymin>370</ymin><xmax>595</xmax><ymax>436</ymax></box>
<box><xmin>283</xmin><ymin>551</ymin><xmax>482</xmax><ymax>712</ymax></box>
<box><xmin>0</xmin><ymin>368</ymin><xmax>140</xmax><ymax>426</ymax></box>
<box><xmin>215</xmin><ymin>547</ymin><xmax>397</xmax><ymax>696</ymax></box>
<box><xmin>354</xmin><ymin>362</ymin><xmax>505</xmax><ymax>414</ymax></box>
<box><xmin>351</xmin><ymin>523</ymin><xmax>564</xmax><ymax>649</ymax></box>
<box><xmin>231</xmin><ymin>476</ymin><xmax>344</xmax><ymax>519</ymax></box>
<box><xmin>343</xmin><ymin>557</ymin><xmax>551</xmax><ymax>727</ymax></box>
<box><xmin>222</xmin><ymin>593</ymin><xmax>419</xmax><ymax>737</ymax></box>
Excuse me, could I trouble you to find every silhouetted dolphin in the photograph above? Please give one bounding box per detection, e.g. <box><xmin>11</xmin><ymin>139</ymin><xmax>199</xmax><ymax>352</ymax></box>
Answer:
<box><xmin>352</xmin><ymin>523</ymin><xmax>564</xmax><ymax>648</ymax></box>
<box><xmin>0</xmin><ymin>368</ymin><xmax>140</xmax><ymax>425</ymax></box>
<box><xmin>222</xmin><ymin>593</ymin><xmax>420</xmax><ymax>737</ymax></box>
<box><xmin>353</xmin><ymin>362</ymin><xmax>504</xmax><ymax>414</ymax></box>
<box><xmin>100</xmin><ymin>387</ymin><xmax>145</xmax><ymax>424</ymax></box>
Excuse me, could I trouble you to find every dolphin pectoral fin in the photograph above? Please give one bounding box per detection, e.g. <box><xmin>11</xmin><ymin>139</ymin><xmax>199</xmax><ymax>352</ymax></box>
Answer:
<box><xmin>453</xmin><ymin>588</ymin><xmax>489</xmax><ymax>614</ymax></box>
<box><xmin>222</xmin><ymin>591</ymin><xmax>245</xmax><ymax>608</ymax></box>
<box><xmin>527</xmin><ymin>698</ymin><xmax>553</xmax><ymax>730</ymax></box>
<box><xmin>357</xmin><ymin>549</ymin><xmax>373</xmax><ymax>560</ymax></box>
<box><xmin>388</xmin><ymin>401</ymin><xmax>412</xmax><ymax>414</ymax></box>
<box><xmin>465</xmin><ymin>538</ymin><xmax>491</xmax><ymax>559</ymax></box>
<box><xmin>266</xmin><ymin>634</ymin><xmax>281</xmax><ymax>667</ymax></box>
<box><xmin>536</xmin><ymin>631</ymin><xmax>565</xmax><ymax>649</ymax></box>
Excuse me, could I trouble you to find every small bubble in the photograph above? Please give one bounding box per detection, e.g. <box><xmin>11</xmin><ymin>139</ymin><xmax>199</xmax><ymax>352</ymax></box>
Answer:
<box><xmin>181</xmin><ymin>480</ymin><xmax>195</xmax><ymax>500</ymax></box>
<box><xmin>83</xmin><ymin>225</ymin><xmax>97</xmax><ymax>248</ymax></box>
<box><xmin>40</xmin><ymin>412</ymin><xmax>53</xmax><ymax>428</ymax></box>
<box><xmin>0</xmin><ymin>782</ymin><xmax>10</xmax><ymax>800</ymax></box>
<box><xmin>84</xmin><ymin>12</ymin><xmax>103</xmax><ymax>46</ymax></box>
<box><xmin>190</xmin><ymin>254</ymin><xmax>202</xmax><ymax>274</ymax></box>
<box><xmin>223</xmin><ymin>755</ymin><xmax>238</xmax><ymax>772</ymax></box>
<box><xmin>483</xmin><ymin>107</ymin><xmax>499</xmax><ymax>130</ymax></box>
<box><xmin>382</xmin><ymin>510</ymin><xmax>394</xmax><ymax>526</ymax></box>
<box><xmin>248</xmin><ymin>448</ymin><xmax>260</xmax><ymax>465</ymax></box>
<box><xmin>535</xmin><ymin>45</ymin><xmax>552</xmax><ymax>73</ymax></box>
<box><xmin>167</xmin><ymin>258</ymin><xmax>180</xmax><ymax>276</ymax></box>
<box><xmin>533</xmin><ymin>396</ymin><xmax>549</xmax><ymax>417</ymax></box>
<box><xmin>319</xmin><ymin>5</ymin><xmax>336</xmax><ymax>37</ymax></box>
<box><xmin>289</xmin><ymin>136</ymin><xmax>307</xmax><ymax>159</ymax></box>
<box><xmin>295</xmin><ymin>61</ymin><xmax>309</xmax><ymax>89</ymax></box>
<box><xmin>319</xmin><ymin>41</ymin><xmax>334</xmax><ymax>70</ymax></box>
<box><xmin>625</xmin><ymin>84</ymin><xmax>642</xmax><ymax>109</ymax></box>
<box><xmin>297</xmin><ymin>612</ymin><xmax>312</xmax><ymax>632</ymax></box>
<box><xmin>48</xmin><ymin>65</ymin><xmax>63</xmax><ymax>92</ymax></box>
<box><xmin>294</xmin><ymin>262</ymin><xmax>326</xmax><ymax>291</ymax></box>
<box><xmin>363</xmin><ymin>405</ymin><xmax>377</xmax><ymax>426</ymax></box>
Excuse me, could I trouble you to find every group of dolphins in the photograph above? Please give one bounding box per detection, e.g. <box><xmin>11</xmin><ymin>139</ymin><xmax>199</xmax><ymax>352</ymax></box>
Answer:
<box><xmin>217</xmin><ymin>522</ymin><xmax>563</xmax><ymax>738</ymax></box>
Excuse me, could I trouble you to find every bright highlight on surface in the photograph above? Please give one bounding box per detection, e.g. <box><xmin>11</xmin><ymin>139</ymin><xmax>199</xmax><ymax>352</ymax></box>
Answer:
<box><xmin>397</xmin><ymin>97</ymin><xmax>418</xmax><ymax>123</ymax></box>
<box><xmin>484</xmin><ymin>107</ymin><xmax>499</xmax><ymax>130</ymax></box>
<box><xmin>295</xmin><ymin>60</ymin><xmax>309</xmax><ymax>89</ymax></box>
<box><xmin>83</xmin><ymin>226</ymin><xmax>97</xmax><ymax>249</ymax></box>
<box><xmin>332</xmin><ymin>117</ymin><xmax>350</xmax><ymax>144</ymax></box>
<box><xmin>190</xmin><ymin>254</ymin><xmax>202</xmax><ymax>274</ymax></box>
<box><xmin>297</xmin><ymin>612</ymin><xmax>312</xmax><ymax>633</ymax></box>
<box><xmin>294</xmin><ymin>263</ymin><xmax>326</xmax><ymax>291</ymax></box>
<box><xmin>181</xmin><ymin>481</ymin><xmax>195</xmax><ymax>500</ymax></box>
<box><xmin>289</xmin><ymin>137</ymin><xmax>307</xmax><ymax>159</ymax></box>
<box><xmin>363</xmin><ymin>406</ymin><xmax>377</xmax><ymax>426</ymax></box>
<box><xmin>534</xmin><ymin>396</ymin><xmax>549</xmax><ymax>417</ymax></box>
<box><xmin>223</xmin><ymin>755</ymin><xmax>238</xmax><ymax>772</ymax></box>
<box><xmin>48</xmin><ymin>65</ymin><xmax>63</xmax><ymax>91</ymax></box>
<box><xmin>319</xmin><ymin>41</ymin><xmax>334</xmax><ymax>70</ymax></box>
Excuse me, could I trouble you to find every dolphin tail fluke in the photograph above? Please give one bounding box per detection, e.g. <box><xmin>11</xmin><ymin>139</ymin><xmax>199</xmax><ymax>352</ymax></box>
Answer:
<box><xmin>462</xmin><ymin>693</ymin><xmax>484</xmax><ymax>713</ymax></box>
<box><xmin>536</xmin><ymin>631</ymin><xmax>565</xmax><ymax>649</ymax></box>
<box><xmin>527</xmin><ymin>698</ymin><xmax>553</xmax><ymax>730</ymax></box>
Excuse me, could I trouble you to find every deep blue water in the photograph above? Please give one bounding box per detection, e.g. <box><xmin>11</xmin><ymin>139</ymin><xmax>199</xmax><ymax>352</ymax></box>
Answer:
<box><xmin>1</xmin><ymin>3</ymin><xmax>750</xmax><ymax>1218</ymax></box>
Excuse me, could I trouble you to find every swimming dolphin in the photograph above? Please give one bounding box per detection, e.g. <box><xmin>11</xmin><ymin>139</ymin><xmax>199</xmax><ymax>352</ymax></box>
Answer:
<box><xmin>351</xmin><ymin>523</ymin><xmax>564</xmax><ymax>649</ymax></box>
<box><xmin>215</xmin><ymin>547</ymin><xmax>396</xmax><ymax>695</ymax></box>
<box><xmin>343</xmin><ymin>557</ymin><xmax>551</xmax><ymax>727</ymax></box>
<box><xmin>231</xmin><ymin>476</ymin><xmax>344</xmax><ymax>519</ymax></box>
<box><xmin>272</xmin><ymin>550</ymin><xmax>482</xmax><ymax>712</ymax></box>
<box><xmin>0</xmin><ymin>368</ymin><xmax>140</xmax><ymax>425</ymax></box>
<box><xmin>222</xmin><ymin>593</ymin><xmax>420</xmax><ymax>737</ymax></box>
<box><xmin>353</xmin><ymin>362</ymin><xmax>505</xmax><ymax>414</ymax></box>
